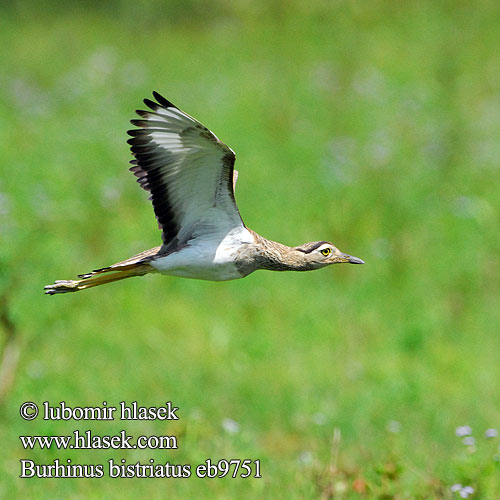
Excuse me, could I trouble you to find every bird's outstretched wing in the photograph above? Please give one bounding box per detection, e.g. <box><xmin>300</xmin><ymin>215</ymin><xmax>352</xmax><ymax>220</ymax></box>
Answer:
<box><xmin>128</xmin><ymin>92</ymin><xmax>244</xmax><ymax>250</ymax></box>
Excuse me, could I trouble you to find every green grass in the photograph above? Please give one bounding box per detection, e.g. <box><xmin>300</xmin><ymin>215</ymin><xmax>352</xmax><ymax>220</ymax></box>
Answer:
<box><xmin>1</xmin><ymin>1</ymin><xmax>499</xmax><ymax>498</ymax></box>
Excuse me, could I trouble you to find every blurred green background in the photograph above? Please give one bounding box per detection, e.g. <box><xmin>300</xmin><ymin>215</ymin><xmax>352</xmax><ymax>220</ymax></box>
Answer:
<box><xmin>0</xmin><ymin>1</ymin><xmax>499</xmax><ymax>498</ymax></box>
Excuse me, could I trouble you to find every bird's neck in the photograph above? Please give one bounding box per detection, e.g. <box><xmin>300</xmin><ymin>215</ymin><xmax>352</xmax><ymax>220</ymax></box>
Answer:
<box><xmin>248</xmin><ymin>231</ymin><xmax>311</xmax><ymax>272</ymax></box>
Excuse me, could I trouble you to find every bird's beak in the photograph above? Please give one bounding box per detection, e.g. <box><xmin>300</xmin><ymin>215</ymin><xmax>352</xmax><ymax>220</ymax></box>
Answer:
<box><xmin>340</xmin><ymin>253</ymin><xmax>365</xmax><ymax>264</ymax></box>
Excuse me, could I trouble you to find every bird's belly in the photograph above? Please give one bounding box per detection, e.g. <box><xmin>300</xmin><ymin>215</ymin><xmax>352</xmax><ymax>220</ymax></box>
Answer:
<box><xmin>150</xmin><ymin>228</ymin><xmax>255</xmax><ymax>282</ymax></box>
<box><xmin>160</xmin><ymin>263</ymin><xmax>242</xmax><ymax>281</ymax></box>
<box><xmin>150</xmin><ymin>252</ymin><xmax>244</xmax><ymax>282</ymax></box>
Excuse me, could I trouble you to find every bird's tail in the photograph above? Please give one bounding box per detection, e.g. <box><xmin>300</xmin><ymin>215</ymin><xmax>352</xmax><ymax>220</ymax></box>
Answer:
<box><xmin>44</xmin><ymin>247</ymin><xmax>160</xmax><ymax>295</ymax></box>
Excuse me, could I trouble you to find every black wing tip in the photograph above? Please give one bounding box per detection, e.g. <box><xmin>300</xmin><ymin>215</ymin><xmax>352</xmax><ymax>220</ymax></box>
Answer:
<box><xmin>134</xmin><ymin>109</ymin><xmax>149</xmax><ymax>119</ymax></box>
<box><xmin>152</xmin><ymin>91</ymin><xmax>177</xmax><ymax>109</ymax></box>
<box><xmin>134</xmin><ymin>92</ymin><xmax>178</xmax><ymax>121</ymax></box>
<box><xmin>130</xmin><ymin>119</ymin><xmax>148</xmax><ymax>127</ymax></box>
<box><xmin>143</xmin><ymin>98</ymin><xmax>158</xmax><ymax>111</ymax></box>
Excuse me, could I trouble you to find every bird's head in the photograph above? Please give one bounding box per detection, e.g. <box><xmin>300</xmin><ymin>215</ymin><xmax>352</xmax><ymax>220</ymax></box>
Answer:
<box><xmin>293</xmin><ymin>241</ymin><xmax>365</xmax><ymax>270</ymax></box>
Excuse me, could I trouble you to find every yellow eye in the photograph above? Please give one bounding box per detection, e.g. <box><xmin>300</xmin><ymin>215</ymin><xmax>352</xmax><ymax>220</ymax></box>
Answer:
<box><xmin>320</xmin><ymin>247</ymin><xmax>332</xmax><ymax>256</ymax></box>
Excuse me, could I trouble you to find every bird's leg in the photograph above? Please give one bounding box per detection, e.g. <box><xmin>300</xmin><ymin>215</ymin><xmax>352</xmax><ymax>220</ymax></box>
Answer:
<box><xmin>44</xmin><ymin>265</ymin><xmax>151</xmax><ymax>295</ymax></box>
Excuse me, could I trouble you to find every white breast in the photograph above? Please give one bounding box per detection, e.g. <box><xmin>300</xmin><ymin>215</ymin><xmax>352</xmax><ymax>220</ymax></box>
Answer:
<box><xmin>150</xmin><ymin>227</ymin><xmax>254</xmax><ymax>281</ymax></box>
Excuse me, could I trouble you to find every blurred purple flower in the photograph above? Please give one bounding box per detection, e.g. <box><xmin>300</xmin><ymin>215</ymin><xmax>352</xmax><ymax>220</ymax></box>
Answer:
<box><xmin>460</xmin><ymin>486</ymin><xmax>474</xmax><ymax>498</ymax></box>
<box><xmin>451</xmin><ymin>484</ymin><xmax>475</xmax><ymax>498</ymax></box>
<box><xmin>455</xmin><ymin>426</ymin><xmax>472</xmax><ymax>437</ymax></box>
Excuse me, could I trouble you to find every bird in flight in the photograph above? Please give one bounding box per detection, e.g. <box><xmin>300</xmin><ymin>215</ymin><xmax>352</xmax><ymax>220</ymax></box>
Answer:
<box><xmin>45</xmin><ymin>92</ymin><xmax>364</xmax><ymax>295</ymax></box>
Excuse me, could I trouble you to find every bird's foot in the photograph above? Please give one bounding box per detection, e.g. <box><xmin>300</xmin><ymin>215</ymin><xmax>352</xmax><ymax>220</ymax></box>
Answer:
<box><xmin>44</xmin><ymin>280</ymin><xmax>80</xmax><ymax>295</ymax></box>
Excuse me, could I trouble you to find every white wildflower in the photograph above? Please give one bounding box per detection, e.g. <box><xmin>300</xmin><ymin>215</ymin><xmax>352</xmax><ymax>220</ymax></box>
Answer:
<box><xmin>221</xmin><ymin>418</ymin><xmax>240</xmax><ymax>434</ymax></box>
<box><xmin>297</xmin><ymin>451</ymin><xmax>313</xmax><ymax>465</ymax></box>
<box><xmin>386</xmin><ymin>420</ymin><xmax>401</xmax><ymax>433</ymax></box>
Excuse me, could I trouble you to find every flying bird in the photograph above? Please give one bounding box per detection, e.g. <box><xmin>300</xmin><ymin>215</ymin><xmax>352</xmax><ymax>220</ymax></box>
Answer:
<box><xmin>44</xmin><ymin>92</ymin><xmax>364</xmax><ymax>295</ymax></box>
